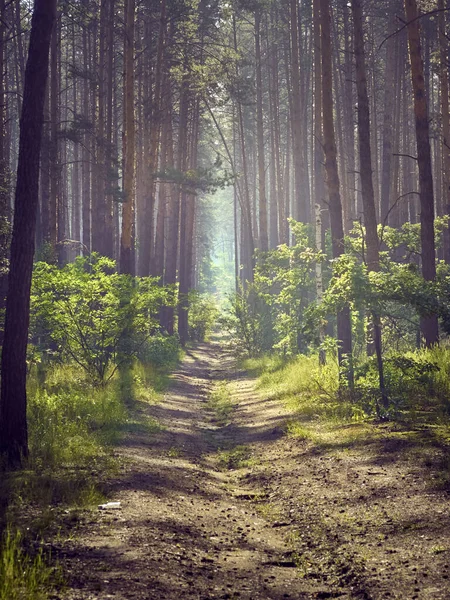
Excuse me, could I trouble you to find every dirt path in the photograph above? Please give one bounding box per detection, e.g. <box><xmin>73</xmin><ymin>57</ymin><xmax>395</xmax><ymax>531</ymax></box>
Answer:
<box><xmin>60</xmin><ymin>342</ymin><xmax>336</xmax><ymax>599</ymax></box>
<box><xmin>59</xmin><ymin>342</ymin><xmax>450</xmax><ymax>600</ymax></box>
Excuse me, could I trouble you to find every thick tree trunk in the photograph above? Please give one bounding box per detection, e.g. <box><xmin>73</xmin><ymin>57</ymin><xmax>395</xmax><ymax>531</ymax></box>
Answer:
<box><xmin>0</xmin><ymin>0</ymin><xmax>56</xmax><ymax>466</ymax></box>
<box><xmin>380</xmin><ymin>8</ymin><xmax>397</xmax><ymax>225</ymax></box>
<box><xmin>0</xmin><ymin>0</ymin><xmax>10</xmax><ymax>343</ymax></box>
<box><xmin>49</xmin><ymin>19</ymin><xmax>59</xmax><ymax>258</ymax></box>
<box><xmin>104</xmin><ymin>0</ymin><xmax>115</xmax><ymax>259</ymax></box>
<box><xmin>404</xmin><ymin>0</ymin><xmax>439</xmax><ymax>347</ymax></box>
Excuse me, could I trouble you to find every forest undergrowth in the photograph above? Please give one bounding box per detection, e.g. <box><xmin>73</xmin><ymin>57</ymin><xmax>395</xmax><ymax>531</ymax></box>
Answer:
<box><xmin>243</xmin><ymin>347</ymin><xmax>450</xmax><ymax>491</ymax></box>
<box><xmin>0</xmin><ymin>357</ymin><xmax>178</xmax><ymax>600</ymax></box>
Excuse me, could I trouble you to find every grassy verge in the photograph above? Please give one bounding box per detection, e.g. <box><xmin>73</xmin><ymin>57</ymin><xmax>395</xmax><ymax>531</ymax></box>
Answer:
<box><xmin>0</xmin><ymin>357</ymin><xmax>176</xmax><ymax>599</ymax></box>
<box><xmin>243</xmin><ymin>348</ymin><xmax>450</xmax><ymax>487</ymax></box>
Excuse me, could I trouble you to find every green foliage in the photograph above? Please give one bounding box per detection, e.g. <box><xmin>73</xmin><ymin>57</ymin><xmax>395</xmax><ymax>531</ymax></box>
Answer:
<box><xmin>223</xmin><ymin>283</ymin><xmax>273</xmax><ymax>355</ymax></box>
<box><xmin>27</xmin><ymin>364</ymin><xmax>127</xmax><ymax>469</ymax></box>
<box><xmin>137</xmin><ymin>333</ymin><xmax>181</xmax><ymax>368</ymax></box>
<box><xmin>156</xmin><ymin>155</ymin><xmax>235</xmax><ymax>195</ymax></box>
<box><xmin>0</xmin><ymin>529</ymin><xmax>59</xmax><ymax>600</ymax></box>
<box><xmin>353</xmin><ymin>346</ymin><xmax>450</xmax><ymax>420</ymax></box>
<box><xmin>0</xmin><ymin>355</ymin><xmax>171</xmax><ymax>600</ymax></box>
<box><xmin>30</xmin><ymin>255</ymin><xmax>174</xmax><ymax>384</ymax></box>
<box><xmin>255</xmin><ymin>222</ymin><xmax>324</xmax><ymax>354</ymax></box>
<box><xmin>188</xmin><ymin>291</ymin><xmax>219</xmax><ymax>341</ymax></box>
<box><xmin>225</xmin><ymin>221</ymin><xmax>321</xmax><ymax>355</ymax></box>
<box><xmin>247</xmin><ymin>345</ymin><xmax>450</xmax><ymax>426</ymax></box>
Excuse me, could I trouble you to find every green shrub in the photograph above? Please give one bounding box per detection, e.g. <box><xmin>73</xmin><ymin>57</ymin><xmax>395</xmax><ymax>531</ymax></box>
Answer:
<box><xmin>138</xmin><ymin>334</ymin><xmax>181</xmax><ymax>368</ymax></box>
<box><xmin>188</xmin><ymin>291</ymin><xmax>219</xmax><ymax>341</ymax></box>
<box><xmin>30</xmin><ymin>255</ymin><xmax>173</xmax><ymax>384</ymax></box>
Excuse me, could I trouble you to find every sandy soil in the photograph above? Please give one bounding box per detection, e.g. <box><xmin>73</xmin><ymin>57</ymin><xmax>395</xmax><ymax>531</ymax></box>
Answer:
<box><xmin>56</xmin><ymin>342</ymin><xmax>450</xmax><ymax>600</ymax></box>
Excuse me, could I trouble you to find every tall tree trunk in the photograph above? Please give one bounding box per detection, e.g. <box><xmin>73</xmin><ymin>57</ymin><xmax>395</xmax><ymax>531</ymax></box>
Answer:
<box><xmin>380</xmin><ymin>7</ymin><xmax>398</xmax><ymax>225</ymax></box>
<box><xmin>255</xmin><ymin>8</ymin><xmax>268</xmax><ymax>252</ymax></box>
<box><xmin>313</xmin><ymin>0</ymin><xmax>325</xmax><ymax>364</ymax></box>
<box><xmin>233</xmin><ymin>16</ymin><xmax>254</xmax><ymax>283</ymax></box>
<box><xmin>351</xmin><ymin>0</ymin><xmax>387</xmax><ymax>407</ymax></box>
<box><xmin>120</xmin><ymin>0</ymin><xmax>136</xmax><ymax>275</ymax></box>
<box><xmin>290</xmin><ymin>0</ymin><xmax>310</xmax><ymax>224</ymax></box>
<box><xmin>0</xmin><ymin>0</ymin><xmax>56</xmax><ymax>466</ymax></box>
<box><xmin>0</xmin><ymin>0</ymin><xmax>10</xmax><ymax>343</ymax></box>
<box><xmin>81</xmin><ymin>18</ymin><xmax>91</xmax><ymax>255</ymax></box>
<box><xmin>161</xmin><ymin>72</ymin><xmax>178</xmax><ymax>333</ymax></box>
<box><xmin>92</xmin><ymin>0</ymin><xmax>108</xmax><ymax>257</ymax></box>
<box><xmin>49</xmin><ymin>18</ymin><xmax>59</xmax><ymax>259</ymax></box>
<box><xmin>319</xmin><ymin>0</ymin><xmax>353</xmax><ymax>385</ymax></box>
<box><xmin>103</xmin><ymin>0</ymin><xmax>115</xmax><ymax>259</ymax></box>
<box><xmin>438</xmin><ymin>0</ymin><xmax>450</xmax><ymax>262</ymax></box>
<box><xmin>404</xmin><ymin>0</ymin><xmax>439</xmax><ymax>347</ymax></box>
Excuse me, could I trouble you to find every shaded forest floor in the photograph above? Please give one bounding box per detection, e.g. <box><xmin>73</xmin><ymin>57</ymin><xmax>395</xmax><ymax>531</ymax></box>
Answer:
<box><xmin>52</xmin><ymin>341</ymin><xmax>449</xmax><ymax>599</ymax></box>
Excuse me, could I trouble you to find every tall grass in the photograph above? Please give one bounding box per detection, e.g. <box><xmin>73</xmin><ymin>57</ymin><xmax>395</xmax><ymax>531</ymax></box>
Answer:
<box><xmin>244</xmin><ymin>354</ymin><xmax>360</xmax><ymax>421</ymax></box>
<box><xmin>0</xmin><ymin>529</ymin><xmax>61</xmax><ymax>600</ymax></box>
<box><xmin>0</xmin><ymin>357</ymin><xmax>173</xmax><ymax>599</ymax></box>
<box><xmin>243</xmin><ymin>347</ymin><xmax>450</xmax><ymax>453</ymax></box>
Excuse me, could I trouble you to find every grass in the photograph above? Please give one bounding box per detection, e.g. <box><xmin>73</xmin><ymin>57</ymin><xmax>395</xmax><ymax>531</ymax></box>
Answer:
<box><xmin>217</xmin><ymin>445</ymin><xmax>253</xmax><ymax>470</ymax></box>
<box><xmin>243</xmin><ymin>349</ymin><xmax>450</xmax><ymax>487</ymax></box>
<box><xmin>207</xmin><ymin>380</ymin><xmax>234</xmax><ymax>426</ymax></box>
<box><xmin>0</xmin><ymin>356</ymin><xmax>174</xmax><ymax>599</ymax></box>
<box><xmin>0</xmin><ymin>529</ymin><xmax>62</xmax><ymax>600</ymax></box>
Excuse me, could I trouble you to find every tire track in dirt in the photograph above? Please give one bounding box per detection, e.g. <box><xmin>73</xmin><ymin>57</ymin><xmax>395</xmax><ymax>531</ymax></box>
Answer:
<box><xmin>59</xmin><ymin>342</ymin><xmax>341</xmax><ymax>600</ymax></box>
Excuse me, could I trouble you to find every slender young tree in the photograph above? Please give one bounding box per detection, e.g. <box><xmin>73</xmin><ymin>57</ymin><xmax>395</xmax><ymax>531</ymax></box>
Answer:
<box><xmin>0</xmin><ymin>0</ymin><xmax>56</xmax><ymax>466</ymax></box>
<box><xmin>438</xmin><ymin>0</ymin><xmax>450</xmax><ymax>262</ymax></box>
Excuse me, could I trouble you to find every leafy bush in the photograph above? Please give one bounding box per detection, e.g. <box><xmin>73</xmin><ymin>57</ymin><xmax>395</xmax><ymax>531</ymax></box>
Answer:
<box><xmin>137</xmin><ymin>333</ymin><xmax>181</xmax><ymax>368</ymax></box>
<box><xmin>30</xmin><ymin>255</ymin><xmax>173</xmax><ymax>384</ymax></box>
<box><xmin>354</xmin><ymin>347</ymin><xmax>450</xmax><ymax>419</ymax></box>
<box><xmin>27</xmin><ymin>363</ymin><xmax>127</xmax><ymax>468</ymax></box>
<box><xmin>223</xmin><ymin>284</ymin><xmax>273</xmax><ymax>355</ymax></box>
<box><xmin>188</xmin><ymin>290</ymin><xmax>219</xmax><ymax>341</ymax></box>
<box><xmin>223</xmin><ymin>221</ymin><xmax>322</xmax><ymax>356</ymax></box>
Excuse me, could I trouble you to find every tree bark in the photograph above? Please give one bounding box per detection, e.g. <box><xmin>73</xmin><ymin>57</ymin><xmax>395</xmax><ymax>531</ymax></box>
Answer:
<box><xmin>319</xmin><ymin>0</ymin><xmax>353</xmax><ymax>384</ymax></box>
<box><xmin>351</xmin><ymin>0</ymin><xmax>387</xmax><ymax>407</ymax></box>
<box><xmin>438</xmin><ymin>0</ymin><xmax>450</xmax><ymax>262</ymax></box>
<box><xmin>120</xmin><ymin>0</ymin><xmax>136</xmax><ymax>275</ymax></box>
<box><xmin>404</xmin><ymin>0</ymin><xmax>439</xmax><ymax>347</ymax></box>
<box><xmin>255</xmin><ymin>8</ymin><xmax>268</xmax><ymax>252</ymax></box>
<box><xmin>290</xmin><ymin>0</ymin><xmax>310</xmax><ymax>224</ymax></box>
<box><xmin>0</xmin><ymin>0</ymin><xmax>56</xmax><ymax>466</ymax></box>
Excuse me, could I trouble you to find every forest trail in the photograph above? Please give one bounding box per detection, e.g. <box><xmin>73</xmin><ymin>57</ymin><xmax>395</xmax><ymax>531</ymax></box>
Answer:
<box><xmin>59</xmin><ymin>342</ymin><xmax>450</xmax><ymax>600</ymax></box>
<box><xmin>60</xmin><ymin>341</ymin><xmax>336</xmax><ymax>599</ymax></box>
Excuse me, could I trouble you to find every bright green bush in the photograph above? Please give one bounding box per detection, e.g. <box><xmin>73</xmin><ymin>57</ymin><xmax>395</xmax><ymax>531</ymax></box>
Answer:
<box><xmin>30</xmin><ymin>254</ymin><xmax>174</xmax><ymax>384</ymax></box>
<box><xmin>188</xmin><ymin>290</ymin><xmax>219</xmax><ymax>341</ymax></box>
<box><xmin>138</xmin><ymin>333</ymin><xmax>181</xmax><ymax>368</ymax></box>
